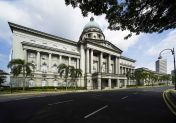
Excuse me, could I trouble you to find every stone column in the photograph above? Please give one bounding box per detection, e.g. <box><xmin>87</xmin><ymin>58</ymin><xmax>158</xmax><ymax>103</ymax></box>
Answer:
<box><xmin>108</xmin><ymin>54</ymin><xmax>111</xmax><ymax>73</ymax></box>
<box><xmin>36</xmin><ymin>51</ymin><xmax>40</xmax><ymax>71</ymax></box>
<box><xmin>117</xmin><ymin>57</ymin><xmax>120</xmax><ymax>74</ymax></box>
<box><xmin>115</xmin><ymin>57</ymin><xmax>117</xmax><ymax>74</ymax></box>
<box><xmin>68</xmin><ymin>57</ymin><xmax>71</xmax><ymax>66</ymax></box>
<box><xmin>86</xmin><ymin>48</ymin><xmax>90</xmax><ymax>73</ymax></box>
<box><xmin>48</xmin><ymin>53</ymin><xmax>52</xmax><ymax>72</ymax></box>
<box><xmin>116</xmin><ymin>79</ymin><xmax>119</xmax><ymax>88</ymax></box>
<box><xmin>23</xmin><ymin>49</ymin><xmax>27</xmax><ymax>62</ymax></box>
<box><xmin>98</xmin><ymin>78</ymin><xmax>101</xmax><ymax>90</ymax></box>
<box><xmin>90</xmin><ymin>49</ymin><xmax>93</xmax><ymax>73</ymax></box>
<box><xmin>99</xmin><ymin>52</ymin><xmax>103</xmax><ymax>72</ymax></box>
<box><xmin>80</xmin><ymin>44</ymin><xmax>85</xmax><ymax>74</ymax></box>
<box><xmin>108</xmin><ymin>78</ymin><xmax>111</xmax><ymax>89</ymax></box>
<box><xmin>124</xmin><ymin>79</ymin><xmax>127</xmax><ymax>88</ymax></box>
<box><xmin>59</xmin><ymin>55</ymin><xmax>62</xmax><ymax>65</ymax></box>
<box><xmin>76</xmin><ymin>58</ymin><xmax>79</xmax><ymax>69</ymax></box>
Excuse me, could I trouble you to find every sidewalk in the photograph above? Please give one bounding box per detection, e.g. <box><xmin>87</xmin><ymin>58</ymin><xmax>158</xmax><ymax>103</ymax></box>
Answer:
<box><xmin>163</xmin><ymin>89</ymin><xmax>176</xmax><ymax>116</ymax></box>
<box><xmin>0</xmin><ymin>90</ymin><xmax>88</xmax><ymax>102</ymax></box>
<box><xmin>0</xmin><ymin>87</ymin><xmax>132</xmax><ymax>102</ymax></box>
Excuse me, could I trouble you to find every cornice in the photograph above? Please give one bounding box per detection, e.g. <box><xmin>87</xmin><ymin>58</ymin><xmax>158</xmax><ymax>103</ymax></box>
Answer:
<box><xmin>8</xmin><ymin>22</ymin><xmax>78</xmax><ymax>46</ymax></box>
<box><xmin>22</xmin><ymin>41</ymin><xmax>80</xmax><ymax>56</ymax></box>
<box><xmin>120</xmin><ymin>56</ymin><xmax>136</xmax><ymax>62</ymax></box>
<box><xmin>85</xmin><ymin>39</ymin><xmax>123</xmax><ymax>54</ymax></box>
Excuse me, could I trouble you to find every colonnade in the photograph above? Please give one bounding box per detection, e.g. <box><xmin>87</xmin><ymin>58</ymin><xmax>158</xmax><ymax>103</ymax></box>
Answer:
<box><xmin>24</xmin><ymin>49</ymin><xmax>80</xmax><ymax>73</ymax></box>
<box><xmin>85</xmin><ymin>48</ymin><xmax>120</xmax><ymax>74</ymax></box>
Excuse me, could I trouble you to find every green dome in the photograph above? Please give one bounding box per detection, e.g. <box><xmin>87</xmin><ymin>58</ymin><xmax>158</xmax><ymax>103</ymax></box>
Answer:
<box><xmin>83</xmin><ymin>17</ymin><xmax>101</xmax><ymax>30</ymax></box>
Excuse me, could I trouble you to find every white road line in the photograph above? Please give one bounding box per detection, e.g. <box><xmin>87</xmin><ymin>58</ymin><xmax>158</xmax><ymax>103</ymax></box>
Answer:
<box><xmin>48</xmin><ymin>100</ymin><xmax>73</xmax><ymax>106</ymax></box>
<box><xmin>15</xmin><ymin>97</ymin><xmax>30</xmax><ymax>100</ymax></box>
<box><xmin>84</xmin><ymin>105</ymin><xmax>108</xmax><ymax>119</ymax></box>
<box><xmin>121</xmin><ymin>96</ymin><xmax>128</xmax><ymax>99</ymax></box>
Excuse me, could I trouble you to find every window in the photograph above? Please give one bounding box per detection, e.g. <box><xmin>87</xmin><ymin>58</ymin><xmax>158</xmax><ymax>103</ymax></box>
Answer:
<box><xmin>98</xmin><ymin>34</ymin><xmax>101</xmax><ymax>39</ymax></box>
<box><xmin>29</xmin><ymin>80</ymin><xmax>34</xmax><ymax>87</ymax></box>
<box><xmin>41</xmin><ymin>55</ymin><xmax>47</xmax><ymax>60</ymax></box>
<box><xmin>41</xmin><ymin>62</ymin><xmax>48</xmax><ymax>73</ymax></box>
<box><xmin>88</xmin><ymin>33</ymin><xmax>91</xmax><ymax>38</ymax></box>
<box><xmin>52</xmin><ymin>64</ymin><xmax>58</xmax><ymax>73</ymax></box>
<box><xmin>42</xmin><ymin>81</ymin><xmax>47</xmax><ymax>87</ymax></box>
<box><xmin>28</xmin><ymin>52</ymin><xmax>36</xmax><ymax>58</ymax></box>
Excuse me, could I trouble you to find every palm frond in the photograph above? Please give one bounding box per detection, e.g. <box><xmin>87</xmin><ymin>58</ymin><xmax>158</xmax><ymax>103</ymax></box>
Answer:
<box><xmin>58</xmin><ymin>63</ymin><xmax>66</xmax><ymax>73</ymax></box>
<box><xmin>12</xmin><ymin>65</ymin><xmax>22</xmax><ymax>76</ymax></box>
<box><xmin>60</xmin><ymin>70</ymin><xmax>65</xmax><ymax>78</ymax></box>
<box><xmin>7</xmin><ymin>59</ymin><xmax>25</xmax><ymax>68</ymax></box>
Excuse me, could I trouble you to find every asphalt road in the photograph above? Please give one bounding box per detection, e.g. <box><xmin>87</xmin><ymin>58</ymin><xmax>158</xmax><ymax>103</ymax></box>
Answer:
<box><xmin>0</xmin><ymin>86</ymin><xmax>176</xmax><ymax>123</ymax></box>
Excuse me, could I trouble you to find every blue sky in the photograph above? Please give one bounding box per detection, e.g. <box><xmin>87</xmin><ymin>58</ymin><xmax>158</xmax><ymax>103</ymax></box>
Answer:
<box><xmin>0</xmin><ymin>0</ymin><xmax>176</xmax><ymax>74</ymax></box>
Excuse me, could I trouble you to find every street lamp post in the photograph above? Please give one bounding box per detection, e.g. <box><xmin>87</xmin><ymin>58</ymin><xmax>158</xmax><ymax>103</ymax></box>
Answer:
<box><xmin>158</xmin><ymin>48</ymin><xmax>176</xmax><ymax>90</ymax></box>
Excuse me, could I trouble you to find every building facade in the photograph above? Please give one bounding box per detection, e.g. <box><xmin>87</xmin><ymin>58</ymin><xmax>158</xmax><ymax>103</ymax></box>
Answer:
<box><xmin>9</xmin><ymin>17</ymin><xmax>136</xmax><ymax>90</ymax></box>
<box><xmin>155</xmin><ymin>59</ymin><xmax>167</xmax><ymax>74</ymax></box>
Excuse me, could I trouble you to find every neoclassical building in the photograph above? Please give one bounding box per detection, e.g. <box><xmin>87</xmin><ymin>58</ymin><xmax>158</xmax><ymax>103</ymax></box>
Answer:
<box><xmin>9</xmin><ymin>17</ymin><xmax>136</xmax><ymax>90</ymax></box>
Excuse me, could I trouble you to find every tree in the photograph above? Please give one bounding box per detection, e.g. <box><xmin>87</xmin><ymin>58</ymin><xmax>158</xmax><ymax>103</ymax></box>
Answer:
<box><xmin>142</xmin><ymin>71</ymin><xmax>149</xmax><ymax>85</ymax></box>
<box><xmin>149</xmin><ymin>73</ymin><xmax>158</xmax><ymax>86</ymax></box>
<box><xmin>65</xmin><ymin>0</ymin><xmax>176</xmax><ymax>39</ymax></box>
<box><xmin>7</xmin><ymin>59</ymin><xmax>35</xmax><ymax>91</ymax></box>
<box><xmin>161</xmin><ymin>74</ymin><xmax>171</xmax><ymax>85</ymax></box>
<box><xmin>126</xmin><ymin>71</ymin><xmax>132</xmax><ymax>86</ymax></box>
<box><xmin>70</xmin><ymin>68</ymin><xmax>82</xmax><ymax>89</ymax></box>
<box><xmin>0</xmin><ymin>69</ymin><xmax>8</xmax><ymax>87</ymax></box>
<box><xmin>134</xmin><ymin>69</ymin><xmax>145</xmax><ymax>85</ymax></box>
<box><xmin>58</xmin><ymin>63</ymin><xmax>82</xmax><ymax>90</ymax></box>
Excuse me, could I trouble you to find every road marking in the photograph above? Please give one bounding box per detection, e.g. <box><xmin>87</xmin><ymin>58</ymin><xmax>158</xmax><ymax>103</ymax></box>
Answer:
<box><xmin>84</xmin><ymin>105</ymin><xmax>108</xmax><ymax>119</ymax></box>
<box><xmin>48</xmin><ymin>100</ymin><xmax>73</xmax><ymax>106</ymax></box>
<box><xmin>121</xmin><ymin>96</ymin><xmax>128</xmax><ymax>99</ymax></box>
<box><xmin>15</xmin><ymin>97</ymin><xmax>30</xmax><ymax>100</ymax></box>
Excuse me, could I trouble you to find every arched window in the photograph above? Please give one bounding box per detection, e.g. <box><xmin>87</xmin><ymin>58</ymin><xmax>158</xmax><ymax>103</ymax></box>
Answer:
<box><xmin>52</xmin><ymin>63</ymin><xmax>58</xmax><ymax>73</ymax></box>
<box><xmin>53</xmin><ymin>81</ymin><xmax>58</xmax><ymax>87</ymax></box>
<box><xmin>29</xmin><ymin>80</ymin><xmax>34</xmax><ymax>87</ymax></box>
<box><xmin>41</xmin><ymin>62</ymin><xmax>48</xmax><ymax>73</ymax></box>
<box><xmin>42</xmin><ymin>80</ymin><xmax>47</xmax><ymax>87</ymax></box>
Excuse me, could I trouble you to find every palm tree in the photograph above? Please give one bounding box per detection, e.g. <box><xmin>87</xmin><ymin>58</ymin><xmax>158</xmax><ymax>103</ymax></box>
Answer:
<box><xmin>134</xmin><ymin>69</ymin><xmax>145</xmax><ymax>86</ymax></box>
<box><xmin>7</xmin><ymin>59</ymin><xmax>35</xmax><ymax>91</ymax></box>
<box><xmin>126</xmin><ymin>71</ymin><xmax>131</xmax><ymax>86</ymax></box>
<box><xmin>161</xmin><ymin>74</ymin><xmax>171</xmax><ymax>86</ymax></box>
<box><xmin>150</xmin><ymin>73</ymin><xmax>158</xmax><ymax>86</ymax></box>
<box><xmin>58</xmin><ymin>63</ymin><xmax>76</xmax><ymax>90</ymax></box>
<box><xmin>0</xmin><ymin>69</ymin><xmax>8</xmax><ymax>87</ymax></box>
<box><xmin>70</xmin><ymin>68</ymin><xmax>82</xmax><ymax>89</ymax></box>
<box><xmin>142</xmin><ymin>71</ymin><xmax>149</xmax><ymax>86</ymax></box>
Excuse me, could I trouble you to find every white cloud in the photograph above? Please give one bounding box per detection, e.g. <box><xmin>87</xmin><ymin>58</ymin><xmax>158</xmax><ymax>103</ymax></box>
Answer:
<box><xmin>0</xmin><ymin>0</ymin><xmax>140</xmax><ymax>48</ymax></box>
<box><xmin>0</xmin><ymin>1</ymin><xmax>32</xmax><ymax>26</ymax></box>
<box><xmin>104</xmin><ymin>30</ymin><xmax>141</xmax><ymax>51</ymax></box>
<box><xmin>145</xmin><ymin>30</ymin><xmax>176</xmax><ymax>73</ymax></box>
<box><xmin>0</xmin><ymin>0</ymin><xmax>142</xmax><ymax>73</ymax></box>
<box><xmin>146</xmin><ymin>30</ymin><xmax>176</xmax><ymax>57</ymax></box>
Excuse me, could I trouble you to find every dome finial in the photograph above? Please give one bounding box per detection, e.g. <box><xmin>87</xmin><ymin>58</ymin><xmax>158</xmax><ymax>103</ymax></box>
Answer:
<box><xmin>90</xmin><ymin>17</ymin><xmax>94</xmax><ymax>21</ymax></box>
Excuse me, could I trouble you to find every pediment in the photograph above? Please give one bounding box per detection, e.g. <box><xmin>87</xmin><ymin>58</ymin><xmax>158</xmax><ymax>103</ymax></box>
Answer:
<box><xmin>86</xmin><ymin>39</ymin><xmax>122</xmax><ymax>53</ymax></box>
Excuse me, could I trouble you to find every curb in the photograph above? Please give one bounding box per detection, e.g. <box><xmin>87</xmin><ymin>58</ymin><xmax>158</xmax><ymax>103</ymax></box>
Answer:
<box><xmin>163</xmin><ymin>90</ymin><xmax>176</xmax><ymax>116</ymax></box>
<box><xmin>0</xmin><ymin>85</ymin><xmax>173</xmax><ymax>96</ymax></box>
